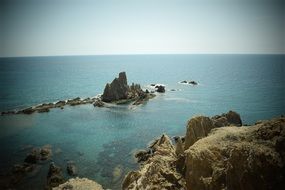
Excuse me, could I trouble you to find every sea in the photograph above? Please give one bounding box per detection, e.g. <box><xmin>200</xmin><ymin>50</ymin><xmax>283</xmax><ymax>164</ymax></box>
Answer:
<box><xmin>0</xmin><ymin>54</ymin><xmax>284</xmax><ymax>189</ymax></box>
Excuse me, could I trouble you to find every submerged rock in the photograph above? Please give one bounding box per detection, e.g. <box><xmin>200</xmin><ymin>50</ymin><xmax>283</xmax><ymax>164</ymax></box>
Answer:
<box><xmin>24</xmin><ymin>145</ymin><xmax>52</xmax><ymax>164</ymax></box>
<box><xmin>53</xmin><ymin>177</ymin><xmax>104</xmax><ymax>190</ymax></box>
<box><xmin>66</xmin><ymin>161</ymin><xmax>77</xmax><ymax>176</ymax></box>
<box><xmin>46</xmin><ymin>162</ymin><xmax>65</xmax><ymax>189</ymax></box>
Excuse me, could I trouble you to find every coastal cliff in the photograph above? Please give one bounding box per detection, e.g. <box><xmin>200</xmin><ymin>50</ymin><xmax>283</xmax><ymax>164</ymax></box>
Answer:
<box><xmin>122</xmin><ymin>112</ymin><xmax>285</xmax><ymax>190</ymax></box>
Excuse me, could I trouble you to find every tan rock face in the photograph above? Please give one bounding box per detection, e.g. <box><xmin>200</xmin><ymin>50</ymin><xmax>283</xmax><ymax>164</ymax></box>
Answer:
<box><xmin>122</xmin><ymin>135</ymin><xmax>186</xmax><ymax>190</ymax></box>
<box><xmin>184</xmin><ymin>116</ymin><xmax>214</xmax><ymax>150</ymax></box>
<box><xmin>53</xmin><ymin>177</ymin><xmax>104</xmax><ymax>190</ymax></box>
<box><xmin>185</xmin><ymin>117</ymin><xmax>285</xmax><ymax>190</ymax></box>
<box><xmin>122</xmin><ymin>112</ymin><xmax>284</xmax><ymax>190</ymax></box>
<box><xmin>185</xmin><ymin>111</ymin><xmax>243</xmax><ymax>150</ymax></box>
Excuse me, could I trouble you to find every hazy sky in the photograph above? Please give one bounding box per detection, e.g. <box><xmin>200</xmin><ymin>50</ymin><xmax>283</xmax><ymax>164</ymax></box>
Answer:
<box><xmin>0</xmin><ymin>0</ymin><xmax>284</xmax><ymax>57</ymax></box>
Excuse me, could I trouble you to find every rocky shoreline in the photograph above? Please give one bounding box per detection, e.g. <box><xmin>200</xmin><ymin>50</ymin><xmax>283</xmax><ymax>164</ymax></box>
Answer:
<box><xmin>1</xmin><ymin>72</ymin><xmax>158</xmax><ymax>116</ymax></box>
<box><xmin>49</xmin><ymin>111</ymin><xmax>285</xmax><ymax>190</ymax></box>
<box><xmin>1</xmin><ymin>111</ymin><xmax>284</xmax><ymax>189</ymax></box>
<box><xmin>122</xmin><ymin>111</ymin><xmax>285</xmax><ymax>190</ymax></box>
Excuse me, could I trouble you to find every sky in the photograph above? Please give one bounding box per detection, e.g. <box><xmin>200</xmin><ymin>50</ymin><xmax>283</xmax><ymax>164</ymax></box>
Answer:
<box><xmin>0</xmin><ymin>0</ymin><xmax>284</xmax><ymax>57</ymax></box>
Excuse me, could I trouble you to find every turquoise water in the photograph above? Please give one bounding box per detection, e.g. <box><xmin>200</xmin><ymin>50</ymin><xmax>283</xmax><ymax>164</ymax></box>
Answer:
<box><xmin>0</xmin><ymin>54</ymin><xmax>284</xmax><ymax>189</ymax></box>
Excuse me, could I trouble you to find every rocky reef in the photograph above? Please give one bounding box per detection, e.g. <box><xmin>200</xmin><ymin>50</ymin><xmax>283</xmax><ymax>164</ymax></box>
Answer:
<box><xmin>0</xmin><ymin>97</ymin><xmax>99</xmax><ymax>116</ymax></box>
<box><xmin>0</xmin><ymin>145</ymin><xmax>53</xmax><ymax>189</ymax></box>
<box><xmin>1</xmin><ymin>72</ymin><xmax>156</xmax><ymax>115</ymax></box>
<box><xmin>122</xmin><ymin>111</ymin><xmax>285</xmax><ymax>190</ymax></box>
<box><xmin>101</xmin><ymin>72</ymin><xmax>155</xmax><ymax>105</ymax></box>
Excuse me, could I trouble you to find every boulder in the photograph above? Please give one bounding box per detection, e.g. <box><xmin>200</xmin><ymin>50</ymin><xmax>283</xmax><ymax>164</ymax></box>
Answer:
<box><xmin>93</xmin><ymin>99</ymin><xmax>104</xmax><ymax>107</ymax></box>
<box><xmin>46</xmin><ymin>162</ymin><xmax>65</xmax><ymax>189</ymax></box>
<box><xmin>188</xmin><ymin>81</ymin><xmax>198</xmax><ymax>85</ymax></box>
<box><xmin>66</xmin><ymin>161</ymin><xmax>77</xmax><ymax>176</ymax></box>
<box><xmin>155</xmin><ymin>85</ymin><xmax>165</xmax><ymax>93</ymax></box>
<box><xmin>212</xmin><ymin>110</ymin><xmax>242</xmax><ymax>127</ymax></box>
<box><xmin>225</xmin><ymin>110</ymin><xmax>242</xmax><ymax>126</ymax></box>
<box><xmin>24</xmin><ymin>149</ymin><xmax>41</xmax><ymax>164</ymax></box>
<box><xmin>24</xmin><ymin>145</ymin><xmax>52</xmax><ymax>164</ymax></box>
<box><xmin>53</xmin><ymin>177</ymin><xmax>103</xmax><ymax>190</ymax></box>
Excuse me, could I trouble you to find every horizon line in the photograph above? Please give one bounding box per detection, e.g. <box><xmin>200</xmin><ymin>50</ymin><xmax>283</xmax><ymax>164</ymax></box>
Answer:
<box><xmin>0</xmin><ymin>52</ymin><xmax>284</xmax><ymax>58</ymax></box>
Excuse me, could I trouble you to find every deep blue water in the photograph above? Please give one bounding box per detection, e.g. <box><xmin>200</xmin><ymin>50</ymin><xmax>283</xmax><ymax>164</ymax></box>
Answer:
<box><xmin>0</xmin><ymin>54</ymin><xmax>284</xmax><ymax>189</ymax></box>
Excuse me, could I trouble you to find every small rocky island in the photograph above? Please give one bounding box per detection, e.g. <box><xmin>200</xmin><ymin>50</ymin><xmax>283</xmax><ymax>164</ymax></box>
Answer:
<box><xmin>179</xmin><ymin>80</ymin><xmax>198</xmax><ymax>85</ymax></box>
<box><xmin>98</xmin><ymin>72</ymin><xmax>156</xmax><ymax>106</ymax></box>
<box><xmin>1</xmin><ymin>72</ymin><xmax>156</xmax><ymax>115</ymax></box>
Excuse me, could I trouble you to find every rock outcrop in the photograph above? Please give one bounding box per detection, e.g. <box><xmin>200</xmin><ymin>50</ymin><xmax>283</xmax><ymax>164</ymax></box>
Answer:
<box><xmin>53</xmin><ymin>177</ymin><xmax>104</xmax><ymax>190</ymax></box>
<box><xmin>122</xmin><ymin>135</ymin><xmax>186</xmax><ymax>189</ymax></box>
<box><xmin>185</xmin><ymin>110</ymin><xmax>242</xmax><ymax>149</ymax></box>
<box><xmin>24</xmin><ymin>144</ymin><xmax>52</xmax><ymax>164</ymax></box>
<box><xmin>185</xmin><ymin>116</ymin><xmax>285</xmax><ymax>190</ymax></box>
<box><xmin>212</xmin><ymin>110</ymin><xmax>242</xmax><ymax>127</ymax></box>
<box><xmin>179</xmin><ymin>80</ymin><xmax>198</xmax><ymax>85</ymax></box>
<box><xmin>122</xmin><ymin>112</ymin><xmax>285</xmax><ymax>190</ymax></box>
<box><xmin>101</xmin><ymin>72</ymin><xmax>156</xmax><ymax>105</ymax></box>
<box><xmin>155</xmin><ymin>85</ymin><xmax>165</xmax><ymax>93</ymax></box>
<box><xmin>102</xmin><ymin>72</ymin><xmax>129</xmax><ymax>102</ymax></box>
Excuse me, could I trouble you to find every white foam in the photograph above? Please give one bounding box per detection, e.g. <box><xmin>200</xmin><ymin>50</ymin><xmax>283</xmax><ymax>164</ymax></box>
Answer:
<box><xmin>164</xmin><ymin>97</ymin><xmax>198</xmax><ymax>103</ymax></box>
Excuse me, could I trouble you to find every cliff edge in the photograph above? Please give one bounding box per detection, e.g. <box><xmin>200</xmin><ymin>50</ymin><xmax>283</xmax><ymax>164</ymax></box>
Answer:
<box><xmin>122</xmin><ymin>112</ymin><xmax>285</xmax><ymax>190</ymax></box>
